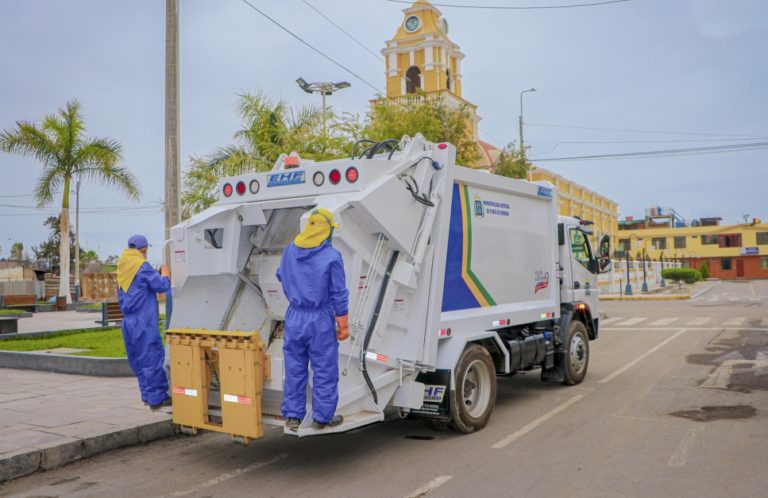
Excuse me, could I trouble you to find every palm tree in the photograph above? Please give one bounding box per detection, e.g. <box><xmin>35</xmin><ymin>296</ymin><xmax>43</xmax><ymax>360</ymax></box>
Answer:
<box><xmin>0</xmin><ymin>100</ymin><xmax>140</xmax><ymax>303</ymax></box>
<box><xmin>182</xmin><ymin>90</ymin><xmax>349</xmax><ymax>218</ymax></box>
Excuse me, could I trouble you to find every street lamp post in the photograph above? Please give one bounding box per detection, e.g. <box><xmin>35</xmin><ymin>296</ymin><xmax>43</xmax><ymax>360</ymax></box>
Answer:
<box><xmin>296</xmin><ymin>78</ymin><xmax>351</xmax><ymax>139</ymax></box>
<box><xmin>519</xmin><ymin>87</ymin><xmax>536</xmax><ymax>180</ymax></box>
<box><xmin>74</xmin><ymin>177</ymin><xmax>81</xmax><ymax>302</ymax></box>
<box><xmin>641</xmin><ymin>247</ymin><xmax>649</xmax><ymax>293</ymax></box>
<box><xmin>624</xmin><ymin>243</ymin><xmax>633</xmax><ymax>296</ymax></box>
<box><xmin>660</xmin><ymin>251</ymin><xmax>666</xmax><ymax>288</ymax></box>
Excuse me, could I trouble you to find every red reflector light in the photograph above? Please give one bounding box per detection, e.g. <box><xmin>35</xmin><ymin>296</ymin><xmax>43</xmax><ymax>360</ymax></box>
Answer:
<box><xmin>284</xmin><ymin>155</ymin><xmax>300</xmax><ymax>168</ymax></box>
<box><xmin>236</xmin><ymin>181</ymin><xmax>246</xmax><ymax>195</ymax></box>
<box><xmin>329</xmin><ymin>169</ymin><xmax>341</xmax><ymax>185</ymax></box>
<box><xmin>437</xmin><ymin>143</ymin><xmax>447</xmax><ymax>150</ymax></box>
<box><xmin>345</xmin><ymin>167</ymin><xmax>358</xmax><ymax>183</ymax></box>
<box><xmin>576</xmin><ymin>303</ymin><xmax>586</xmax><ymax>311</ymax></box>
<box><xmin>223</xmin><ymin>183</ymin><xmax>233</xmax><ymax>197</ymax></box>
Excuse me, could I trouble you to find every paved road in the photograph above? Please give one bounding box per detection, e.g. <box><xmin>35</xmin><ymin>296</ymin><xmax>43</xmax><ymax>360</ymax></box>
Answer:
<box><xmin>2</xmin><ymin>280</ymin><xmax>766</xmax><ymax>498</ymax></box>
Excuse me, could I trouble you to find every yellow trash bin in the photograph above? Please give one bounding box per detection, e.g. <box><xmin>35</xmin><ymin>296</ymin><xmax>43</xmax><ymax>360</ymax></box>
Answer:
<box><xmin>167</xmin><ymin>328</ymin><xmax>270</xmax><ymax>443</ymax></box>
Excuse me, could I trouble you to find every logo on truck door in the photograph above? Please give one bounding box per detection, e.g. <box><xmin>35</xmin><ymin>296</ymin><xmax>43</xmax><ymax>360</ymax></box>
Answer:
<box><xmin>267</xmin><ymin>170</ymin><xmax>305</xmax><ymax>187</ymax></box>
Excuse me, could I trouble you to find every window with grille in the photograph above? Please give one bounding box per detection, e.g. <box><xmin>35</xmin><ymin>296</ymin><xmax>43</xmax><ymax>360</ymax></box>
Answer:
<box><xmin>718</xmin><ymin>234</ymin><xmax>742</xmax><ymax>248</ymax></box>
<box><xmin>721</xmin><ymin>258</ymin><xmax>732</xmax><ymax>270</ymax></box>
<box><xmin>674</xmin><ymin>236</ymin><xmax>686</xmax><ymax>249</ymax></box>
<box><xmin>702</xmin><ymin>235</ymin><xmax>718</xmax><ymax>245</ymax></box>
<box><xmin>757</xmin><ymin>232</ymin><xmax>768</xmax><ymax>245</ymax></box>
<box><xmin>652</xmin><ymin>237</ymin><xmax>667</xmax><ymax>250</ymax></box>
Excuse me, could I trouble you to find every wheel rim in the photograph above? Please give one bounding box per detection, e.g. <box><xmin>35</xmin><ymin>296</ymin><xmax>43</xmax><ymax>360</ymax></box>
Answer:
<box><xmin>569</xmin><ymin>332</ymin><xmax>588</xmax><ymax>375</ymax></box>
<box><xmin>463</xmin><ymin>359</ymin><xmax>491</xmax><ymax>418</ymax></box>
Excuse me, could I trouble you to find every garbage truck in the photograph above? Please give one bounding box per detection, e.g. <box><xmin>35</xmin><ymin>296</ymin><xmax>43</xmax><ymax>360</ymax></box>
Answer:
<box><xmin>166</xmin><ymin>134</ymin><xmax>611</xmax><ymax>440</ymax></box>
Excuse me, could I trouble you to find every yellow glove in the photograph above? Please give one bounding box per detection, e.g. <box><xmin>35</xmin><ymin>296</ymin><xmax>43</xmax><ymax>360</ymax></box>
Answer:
<box><xmin>335</xmin><ymin>315</ymin><xmax>350</xmax><ymax>341</ymax></box>
<box><xmin>160</xmin><ymin>265</ymin><xmax>171</xmax><ymax>278</ymax></box>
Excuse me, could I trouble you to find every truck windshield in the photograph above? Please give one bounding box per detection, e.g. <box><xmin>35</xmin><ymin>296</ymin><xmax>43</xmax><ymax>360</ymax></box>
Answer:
<box><xmin>569</xmin><ymin>228</ymin><xmax>594</xmax><ymax>272</ymax></box>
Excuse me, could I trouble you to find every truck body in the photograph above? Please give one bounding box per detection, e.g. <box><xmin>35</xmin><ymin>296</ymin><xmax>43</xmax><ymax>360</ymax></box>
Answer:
<box><xmin>169</xmin><ymin>134</ymin><xmax>609</xmax><ymax>437</ymax></box>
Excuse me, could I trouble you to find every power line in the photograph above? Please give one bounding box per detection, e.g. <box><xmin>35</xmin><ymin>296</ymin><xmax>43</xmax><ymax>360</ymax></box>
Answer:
<box><xmin>530</xmin><ymin>141</ymin><xmax>768</xmax><ymax>162</ymax></box>
<box><xmin>531</xmin><ymin>137</ymin><xmax>768</xmax><ymax>155</ymax></box>
<box><xmin>300</xmin><ymin>0</ymin><xmax>384</xmax><ymax>62</ymax></box>
<box><xmin>384</xmin><ymin>0</ymin><xmax>632</xmax><ymax>10</ymax></box>
<box><xmin>239</xmin><ymin>0</ymin><xmax>505</xmax><ymax>148</ymax></box>
<box><xmin>526</xmin><ymin>121</ymin><xmax>768</xmax><ymax>139</ymax></box>
<box><xmin>239</xmin><ymin>0</ymin><xmax>383</xmax><ymax>95</ymax></box>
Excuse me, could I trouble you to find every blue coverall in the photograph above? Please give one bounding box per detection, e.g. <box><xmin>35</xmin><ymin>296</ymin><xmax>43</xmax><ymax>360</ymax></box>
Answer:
<box><xmin>276</xmin><ymin>240</ymin><xmax>349</xmax><ymax>423</ymax></box>
<box><xmin>118</xmin><ymin>263</ymin><xmax>171</xmax><ymax>405</ymax></box>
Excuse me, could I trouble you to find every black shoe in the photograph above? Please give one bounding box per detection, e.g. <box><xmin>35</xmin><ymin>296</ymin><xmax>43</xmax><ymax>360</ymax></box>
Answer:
<box><xmin>149</xmin><ymin>398</ymin><xmax>172</xmax><ymax>411</ymax></box>
<box><xmin>312</xmin><ymin>415</ymin><xmax>343</xmax><ymax>429</ymax></box>
<box><xmin>285</xmin><ymin>417</ymin><xmax>301</xmax><ymax>432</ymax></box>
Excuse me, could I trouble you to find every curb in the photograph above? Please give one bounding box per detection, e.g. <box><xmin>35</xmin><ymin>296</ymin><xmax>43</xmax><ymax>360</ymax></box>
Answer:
<box><xmin>0</xmin><ymin>350</ymin><xmax>132</xmax><ymax>377</ymax></box>
<box><xmin>0</xmin><ymin>419</ymin><xmax>175</xmax><ymax>482</ymax></box>
<box><xmin>599</xmin><ymin>294</ymin><xmax>690</xmax><ymax>301</ymax></box>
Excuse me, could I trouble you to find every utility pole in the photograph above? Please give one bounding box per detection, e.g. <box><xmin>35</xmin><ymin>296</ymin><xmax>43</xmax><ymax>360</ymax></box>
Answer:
<box><xmin>74</xmin><ymin>177</ymin><xmax>81</xmax><ymax>302</ymax></box>
<box><xmin>519</xmin><ymin>88</ymin><xmax>536</xmax><ymax>181</ymax></box>
<box><xmin>164</xmin><ymin>0</ymin><xmax>180</xmax><ymax>266</ymax></box>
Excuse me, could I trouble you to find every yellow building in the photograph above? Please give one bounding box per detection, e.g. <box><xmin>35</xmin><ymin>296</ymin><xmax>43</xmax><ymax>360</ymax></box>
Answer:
<box><xmin>376</xmin><ymin>0</ymin><xmax>491</xmax><ymax>167</ymax></box>
<box><xmin>530</xmin><ymin>167</ymin><xmax>618</xmax><ymax>248</ymax></box>
<box><xmin>618</xmin><ymin>219</ymin><xmax>768</xmax><ymax>279</ymax></box>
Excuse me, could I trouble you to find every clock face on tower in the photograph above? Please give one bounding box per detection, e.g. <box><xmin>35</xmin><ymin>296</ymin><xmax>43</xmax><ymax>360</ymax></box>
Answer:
<box><xmin>404</xmin><ymin>15</ymin><xmax>421</xmax><ymax>32</ymax></box>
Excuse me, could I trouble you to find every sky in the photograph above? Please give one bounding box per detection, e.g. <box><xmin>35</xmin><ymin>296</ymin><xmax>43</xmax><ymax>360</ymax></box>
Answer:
<box><xmin>1</xmin><ymin>0</ymin><xmax>766</xmax><ymax>264</ymax></box>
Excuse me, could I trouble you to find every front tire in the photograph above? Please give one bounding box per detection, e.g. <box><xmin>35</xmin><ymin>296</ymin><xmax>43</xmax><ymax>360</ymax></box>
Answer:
<box><xmin>563</xmin><ymin>320</ymin><xmax>589</xmax><ymax>385</ymax></box>
<box><xmin>449</xmin><ymin>345</ymin><xmax>496</xmax><ymax>433</ymax></box>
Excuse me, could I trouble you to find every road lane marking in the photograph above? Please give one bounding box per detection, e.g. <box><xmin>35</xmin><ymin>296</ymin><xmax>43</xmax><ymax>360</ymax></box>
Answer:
<box><xmin>492</xmin><ymin>395</ymin><xmax>585</xmax><ymax>449</ymax></box>
<box><xmin>722</xmin><ymin>317</ymin><xmax>745</xmax><ymax>326</ymax></box>
<box><xmin>162</xmin><ymin>454</ymin><xmax>287</xmax><ymax>497</ymax></box>
<box><xmin>691</xmin><ymin>283</ymin><xmax>718</xmax><ymax>300</ymax></box>
<box><xmin>603</xmin><ymin>327</ymin><xmax>768</xmax><ymax>332</ymax></box>
<box><xmin>405</xmin><ymin>475</ymin><xmax>452</xmax><ymax>498</ymax></box>
<box><xmin>686</xmin><ymin>317</ymin><xmax>711</xmax><ymax>326</ymax></box>
<box><xmin>669</xmin><ymin>424</ymin><xmax>705</xmax><ymax>467</ymax></box>
<box><xmin>616</xmin><ymin>317</ymin><xmax>647</xmax><ymax>326</ymax></box>
<box><xmin>650</xmin><ymin>317</ymin><xmax>679</xmax><ymax>326</ymax></box>
<box><xmin>598</xmin><ymin>329</ymin><xmax>688</xmax><ymax>384</ymax></box>
<box><xmin>601</xmin><ymin>317</ymin><xmax>623</xmax><ymax>325</ymax></box>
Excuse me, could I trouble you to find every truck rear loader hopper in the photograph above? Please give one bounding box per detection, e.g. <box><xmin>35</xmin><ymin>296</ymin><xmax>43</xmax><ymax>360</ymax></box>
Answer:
<box><xmin>167</xmin><ymin>134</ymin><xmax>609</xmax><ymax>441</ymax></box>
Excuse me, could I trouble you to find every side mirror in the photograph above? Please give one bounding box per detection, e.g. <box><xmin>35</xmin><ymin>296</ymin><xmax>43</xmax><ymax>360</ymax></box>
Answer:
<box><xmin>599</xmin><ymin>235</ymin><xmax>611</xmax><ymax>259</ymax></box>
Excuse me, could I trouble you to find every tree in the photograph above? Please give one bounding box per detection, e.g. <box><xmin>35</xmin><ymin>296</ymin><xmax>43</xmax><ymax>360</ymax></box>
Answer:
<box><xmin>493</xmin><ymin>143</ymin><xmax>528</xmax><ymax>179</ymax></box>
<box><xmin>10</xmin><ymin>242</ymin><xmax>23</xmax><ymax>260</ymax></box>
<box><xmin>182</xmin><ymin>91</ymin><xmax>348</xmax><ymax>218</ymax></box>
<box><xmin>363</xmin><ymin>94</ymin><xmax>480</xmax><ymax>166</ymax></box>
<box><xmin>1</xmin><ymin>100</ymin><xmax>140</xmax><ymax>302</ymax></box>
<box><xmin>31</xmin><ymin>216</ymin><xmax>78</xmax><ymax>271</ymax></box>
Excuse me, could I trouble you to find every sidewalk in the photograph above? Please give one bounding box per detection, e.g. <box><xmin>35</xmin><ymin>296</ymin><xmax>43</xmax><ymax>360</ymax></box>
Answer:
<box><xmin>599</xmin><ymin>280</ymin><xmax>719</xmax><ymax>301</ymax></box>
<box><xmin>16</xmin><ymin>310</ymin><xmax>104</xmax><ymax>334</ymax></box>
<box><xmin>0</xmin><ymin>368</ymin><xmax>173</xmax><ymax>482</ymax></box>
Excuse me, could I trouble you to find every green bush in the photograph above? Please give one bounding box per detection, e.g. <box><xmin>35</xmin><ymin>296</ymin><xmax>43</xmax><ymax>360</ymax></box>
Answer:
<box><xmin>698</xmin><ymin>262</ymin><xmax>710</xmax><ymax>279</ymax></box>
<box><xmin>662</xmin><ymin>268</ymin><xmax>702</xmax><ymax>287</ymax></box>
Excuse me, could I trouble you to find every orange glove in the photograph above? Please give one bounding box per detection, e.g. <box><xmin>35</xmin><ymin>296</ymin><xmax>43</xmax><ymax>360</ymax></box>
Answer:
<box><xmin>335</xmin><ymin>315</ymin><xmax>350</xmax><ymax>341</ymax></box>
<box><xmin>160</xmin><ymin>265</ymin><xmax>171</xmax><ymax>278</ymax></box>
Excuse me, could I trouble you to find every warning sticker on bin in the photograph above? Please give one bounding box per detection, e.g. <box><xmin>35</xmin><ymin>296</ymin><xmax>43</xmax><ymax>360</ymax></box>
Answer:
<box><xmin>365</xmin><ymin>352</ymin><xmax>388</xmax><ymax>363</ymax></box>
<box><xmin>223</xmin><ymin>394</ymin><xmax>253</xmax><ymax>405</ymax></box>
<box><xmin>172</xmin><ymin>387</ymin><xmax>198</xmax><ymax>397</ymax></box>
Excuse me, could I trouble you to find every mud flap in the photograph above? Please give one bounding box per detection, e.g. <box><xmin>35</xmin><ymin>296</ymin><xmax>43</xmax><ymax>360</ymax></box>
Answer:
<box><xmin>411</xmin><ymin>369</ymin><xmax>451</xmax><ymax>420</ymax></box>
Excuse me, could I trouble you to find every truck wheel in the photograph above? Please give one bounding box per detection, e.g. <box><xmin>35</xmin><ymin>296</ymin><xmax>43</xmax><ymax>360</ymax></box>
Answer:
<box><xmin>563</xmin><ymin>320</ymin><xmax>589</xmax><ymax>385</ymax></box>
<box><xmin>449</xmin><ymin>345</ymin><xmax>496</xmax><ymax>433</ymax></box>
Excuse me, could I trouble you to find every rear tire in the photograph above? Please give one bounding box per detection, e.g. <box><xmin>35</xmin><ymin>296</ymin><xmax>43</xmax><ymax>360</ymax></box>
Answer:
<box><xmin>449</xmin><ymin>345</ymin><xmax>496</xmax><ymax>433</ymax></box>
<box><xmin>563</xmin><ymin>320</ymin><xmax>589</xmax><ymax>385</ymax></box>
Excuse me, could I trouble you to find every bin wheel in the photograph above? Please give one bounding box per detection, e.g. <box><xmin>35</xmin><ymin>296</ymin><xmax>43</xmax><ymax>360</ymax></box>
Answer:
<box><xmin>449</xmin><ymin>344</ymin><xmax>496</xmax><ymax>434</ymax></box>
<box><xmin>563</xmin><ymin>320</ymin><xmax>589</xmax><ymax>385</ymax></box>
<box><xmin>178</xmin><ymin>425</ymin><xmax>198</xmax><ymax>436</ymax></box>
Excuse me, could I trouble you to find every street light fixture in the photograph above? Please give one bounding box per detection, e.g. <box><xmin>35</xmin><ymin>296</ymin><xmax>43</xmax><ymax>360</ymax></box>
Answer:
<box><xmin>519</xmin><ymin>87</ymin><xmax>536</xmax><ymax>180</ymax></box>
<box><xmin>296</xmin><ymin>78</ymin><xmax>351</xmax><ymax>139</ymax></box>
<box><xmin>641</xmin><ymin>246</ymin><xmax>649</xmax><ymax>293</ymax></box>
<box><xmin>624</xmin><ymin>233</ymin><xmax>641</xmax><ymax>296</ymax></box>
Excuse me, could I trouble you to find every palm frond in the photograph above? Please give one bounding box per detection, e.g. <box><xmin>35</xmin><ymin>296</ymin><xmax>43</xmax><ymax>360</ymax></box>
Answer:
<box><xmin>0</xmin><ymin>121</ymin><xmax>61</xmax><ymax>166</ymax></box>
<box><xmin>34</xmin><ymin>166</ymin><xmax>64</xmax><ymax>208</ymax></box>
<box><xmin>79</xmin><ymin>162</ymin><xmax>141</xmax><ymax>201</ymax></box>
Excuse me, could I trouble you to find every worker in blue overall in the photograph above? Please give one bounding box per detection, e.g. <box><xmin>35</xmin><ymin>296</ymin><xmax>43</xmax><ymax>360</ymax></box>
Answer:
<box><xmin>277</xmin><ymin>208</ymin><xmax>350</xmax><ymax>431</ymax></box>
<box><xmin>117</xmin><ymin>235</ymin><xmax>172</xmax><ymax>410</ymax></box>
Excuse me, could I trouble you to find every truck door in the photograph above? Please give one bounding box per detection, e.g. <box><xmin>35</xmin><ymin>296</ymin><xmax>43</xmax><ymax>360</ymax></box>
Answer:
<box><xmin>567</xmin><ymin>227</ymin><xmax>599</xmax><ymax>312</ymax></box>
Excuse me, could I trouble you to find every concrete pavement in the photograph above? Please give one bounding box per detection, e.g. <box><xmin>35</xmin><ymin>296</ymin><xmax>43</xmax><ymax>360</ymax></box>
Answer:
<box><xmin>0</xmin><ymin>368</ymin><xmax>172</xmax><ymax>482</ymax></box>
<box><xmin>1</xmin><ymin>280</ymin><xmax>766</xmax><ymax>497</ymax></box>
<box><xmin>16</xmin><ymin>310</ymin><xmax>104</xmax><ymax>334</ymax></box>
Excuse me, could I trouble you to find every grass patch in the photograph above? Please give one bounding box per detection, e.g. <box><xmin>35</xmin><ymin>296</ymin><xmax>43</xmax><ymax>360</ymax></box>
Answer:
<box><xmin>0</xmin><ymin>327</ymin><xmax>166</xmax><ymax>358</ymax></box>
<box><xmin>78</xmin><ymin>303</ymin><xmax>103</xmax><ymax>310</ymax></box>
<box><xmin>0</xmin><ymin>309</ymin><xmax>27</xmax><ymax>315</ymax></box>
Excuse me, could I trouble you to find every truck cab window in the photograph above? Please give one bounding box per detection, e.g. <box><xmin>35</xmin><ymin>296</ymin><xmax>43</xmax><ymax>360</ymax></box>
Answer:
<box><xmin>569</xmin><ymin>228</ymin><xmax>594</xmax><ymax>272</ymax></box>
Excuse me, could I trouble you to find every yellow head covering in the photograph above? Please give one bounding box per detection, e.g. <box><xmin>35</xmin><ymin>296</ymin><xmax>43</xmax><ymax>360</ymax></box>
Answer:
<box><xmin>294</xmin><ymin>208</ymin><xmax>340</xmax><ymax>249</ymax></box>
<box><xmin>117</xmin><ymin>248</ymin><xmax>146</xmax><ymax>292</ymax></box>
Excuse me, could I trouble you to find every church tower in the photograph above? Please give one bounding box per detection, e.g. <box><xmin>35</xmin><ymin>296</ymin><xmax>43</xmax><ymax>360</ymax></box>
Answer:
<box><xmin>379</xmin><ymin>1</ymin><xmax>491</xmax><ymax>167</ymax></box>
